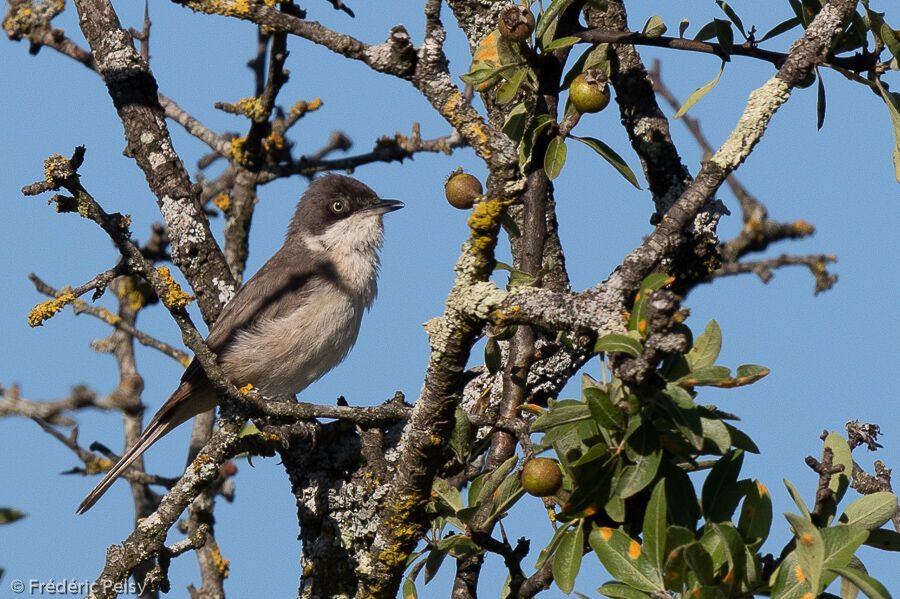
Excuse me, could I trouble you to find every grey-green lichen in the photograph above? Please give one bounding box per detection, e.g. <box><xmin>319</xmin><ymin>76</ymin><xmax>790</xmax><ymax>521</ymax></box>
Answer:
<box><xmin>710</xmin><ymin>77</ymin><xmax>791</xmax><ymax>173</ymax></box>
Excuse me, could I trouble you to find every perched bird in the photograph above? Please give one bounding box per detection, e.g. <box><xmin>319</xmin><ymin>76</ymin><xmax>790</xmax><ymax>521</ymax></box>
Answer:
<box><xmin>77</xmin><ymin>174</ymin><xmax>403</xmax><ymax>513</ymax></box>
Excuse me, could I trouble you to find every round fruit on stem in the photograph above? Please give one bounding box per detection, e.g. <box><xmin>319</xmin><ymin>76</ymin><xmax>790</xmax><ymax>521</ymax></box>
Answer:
<box><xmin>444</xmin><ymin>169</ymin><xmax>483</xmax><ymax>210</ymax></box>
<box><xmin>521</xmin><ymin>457</ymin><xmax>564</xmax><ymax>497</ymax></box>
<box><xmin>569</xmin><ymin>69</ymin><xmax>611</xmax><ymax>114</ymax></box>
<box><xmin>498</xmin><ymin>4</ymin><xmax>535</xmax><ymax>43</ymax></box>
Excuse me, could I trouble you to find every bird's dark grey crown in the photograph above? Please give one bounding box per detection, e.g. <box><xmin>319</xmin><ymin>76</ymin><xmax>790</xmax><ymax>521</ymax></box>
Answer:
<box><xmin>288</xmin><ymin>174</ymin><xmax>380</xmax><ymax>236</ymax></box>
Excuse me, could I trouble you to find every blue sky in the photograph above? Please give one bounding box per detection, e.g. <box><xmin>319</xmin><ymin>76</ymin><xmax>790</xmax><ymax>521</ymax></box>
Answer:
<box><xmin>2</xmin><ymin>2</ymin><xmax>898</xmax><ymax>596</ymax></box>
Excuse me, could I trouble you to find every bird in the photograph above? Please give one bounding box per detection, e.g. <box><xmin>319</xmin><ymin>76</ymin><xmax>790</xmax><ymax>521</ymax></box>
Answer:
<box><xmin>77</xmin><ymin>174</ymin><xmax>403</xmax><ymax>513</ymax></box>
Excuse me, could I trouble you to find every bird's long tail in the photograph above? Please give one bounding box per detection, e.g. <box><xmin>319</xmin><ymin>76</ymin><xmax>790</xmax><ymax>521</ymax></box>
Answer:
<box><xmin>76</xmin><ymin>378</ymin><xmax>216</xmax><ymax>514</ymax></box>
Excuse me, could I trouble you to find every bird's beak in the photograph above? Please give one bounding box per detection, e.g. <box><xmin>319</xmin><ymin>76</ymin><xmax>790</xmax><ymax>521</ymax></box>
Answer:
<box><xmin>365</xmin><ymin>199</ymin><xmax>404</xmax><ymax>215</ymax></box>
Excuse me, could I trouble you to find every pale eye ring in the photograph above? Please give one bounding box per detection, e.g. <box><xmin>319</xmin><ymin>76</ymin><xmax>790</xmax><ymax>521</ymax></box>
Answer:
<box><xmin>330</xmin><ymin>200</ymin><xmax>346</xmax><ymax>214</ymax></box>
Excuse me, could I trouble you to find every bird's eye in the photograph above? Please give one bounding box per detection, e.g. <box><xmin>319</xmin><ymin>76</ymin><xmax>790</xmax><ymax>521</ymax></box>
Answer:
<box><xmin>330</xmin><ymin>200</ymin><xmax>346</xmax><ymax>215</ymax></box>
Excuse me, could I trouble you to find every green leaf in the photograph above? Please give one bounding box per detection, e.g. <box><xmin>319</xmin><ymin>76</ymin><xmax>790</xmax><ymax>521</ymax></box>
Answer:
<box><xmin>725</xmin><ymin>422</ymin><xmax>760</xmax><ymax>454</ymax></box>
<box><xmin>701</xmin><ymin>450</ymin><xmax>744</xmax><ymax>522</ymax></box>
<box><xmin>823</xmin><ymin>432</ymin><xmax>852</xmax><ymax>506</ymax></box>
<box><xmin>450</xmin><ymin>406</ymin><xmax>474</xmax><ymax>461</ymax></box>
<box><xmin>686</xmin><ymin>320</ymin><xmax>722</xmax><ymax>370</ymax></box>
<box><xmin>760</xmin><ymin>16</ymin><xmax>800</xmax><ymax>41</ymax></box>
<box><xmin>874</xmin><ymin>79</ymin><xmax>900</xmax><ymax>183</ymax></box>
<box><xmin>594</xmin><ymin>333</ymin><xmax>643</xmax><ymax>357</ymax></box>
<box><xmin>674</xmin><ymin>61</ymin><xmax>724</xmax><ymax>119</ymax></box>
<box><xmin>683</xmin><ymin>541</ymin><xmax>716</xmax><ymax>585</ymax></box>
<box><xmin>838</xmin><ymin>492</ymin><xmax>899</xmax><ymax>530</ymax></box>
<box><xmin>820</xmin><ymin>525</ymin><xmax>869</xmax><ymax>588</ymax></box>
<box><xmin>460</xmin><ymin>67</ymin><xmax>501</xmax><ymax>86</ymax></box>
<box><xmin>732</xmin><ymin>364</ymin><xmax>770</xmax><ymax>385</ymax></box>
<box><xmin>544</xmin><ymin>136</ymin><xmax>568</xmax><ymax>180</ymax></box>
<box><xmin>519</xmin><ymin>113</ymin><xmax>555</xmax><ymax>169</ymax></box>
<box><xmin>569</xmin><ymin>135</ymin><xmax>642</xmax><ymax>189</ymax></box>
<box><xmin>641</xmin><ymin>15</ymin><xmax>667</xmax><ymax>38</ymax></box>
<box><xmin>772</xmin><ymin>548</ymin><xmax>815</xmax><ymax>597</ymax></box>
<box><xmin>738</xmin><ymin>480</ymin><xmax>773</xmax><ymax>548</ymax></box>
<box><xmin>573</xmin><ymin>441</ymin><xmax>611</xmax><ymax>466</ymax></box>
<box><xmin>716</xmin><ymin>1</ymin><xmax>746</xmax><ymax>39</ymax></box>
<box><xmin>700</xmin><ymin>416</ymin><xmax>732</xmax><ymax>455</ymax></box>
<box><xmin>487</xmin><ymin>470</ymin><xmax>526</xmax><ymax>523</ymax></box>
<box><xmin>496</xmin><ymin>68</ymin><xmax>529</xmax><ymax>105</ymax></box>
<box><xmin>432</xmin><ymin>477</ymin><xmax>464</xmax><ymax>513</ymax></box>
<box><xmin>589</xmin><ymin>525</ymin><xmax>665</xmax><ymax>592</ymax></box>
<box><xmin>502</xmin><ymin>101</ymin><xmax>529</xmax><ymax>145</ymax></box>
<box><xmin>864</xmin><ymin>528</ymin><xmax>900</xmax><ymax>552</ymax></box>
<box><xmin>615</xmin><ymin>448</ymin><xmax>662</xmax><ymax>499</ymax></box>
<box><xmin>676</xmin><ymin>365</ymin><xmax>733</xmax><ymax>386</ymax></box>
<box><xmin>627</xmin><ymin>273</ymin><xmax>673</xmax><ymax>335</ymax></box>
<box><xmin>642</xmin><ymin>480</ymin><xmax>667</xmax><ymax>570</ymax></box>
<box><xmin>693</xmin><ymin>20</ymin><xmax>719</xmax><ymax>42</ymax></box>
<box><xmin>828</xmin><ymin>566</ymin><xmax>891</xmax><ymax>599</ymax></box>
<box><xmin>401</xmin><ymin>576</ymin><xmax>418</xmax><ymax>599</ymax></box>
<box><xmin>467</xmin><ymin>472</ymin><xmax>488</xmax><ymax>507</ymax></box>
<box><xmin>535</xmin><ymin>521</ymin><xmax>575</xmax><ymax>568</ymax></box>
<box><xmin>816</xmin><ymin>66</ymin><xmax>826</xmax><ymax>130</ymax></box>
<box><xmin>485</xmin><ymin>336</ymin><xmax>502</xmax><ymax>374</ymax></box>
<box><xmin>553</xmin><ymin>521</ymin><xmax>584</xmax><ymax>593</ymax></box>
<box><xmin>424</xmin><ymin>542</ymin><xmax>450</xmax><ymax>583</ymax></box>
<box><xmin>882</xmin><ymin>23</ymin><xmax>900</xmax><ymax>60</ymax></box>
<box><xmin>544</xmin><ymin>35</ymin><xmax>580</xmax><ymax>51</ymax></box>
<box><xmin>605</xmin><ymin>494</ymin><xmax>626</xmax><ymax>523</ymax></box>
<box><xmin>714</xmin><ymin>18</ymin><xmax>734</xmax><ymax>57</ymax></box>
<box><xmin>585</xmin><ymin>386</ymin><xmax>624</xmax><ymax>431</ymax></box>
<box><xmin>561</xmin><ymin>460</ymin><xmax>615</xmax><ymax>518</ymax></box>
<box><xmin>661</xmin><ymin>461</ymin><xmax>701</xmax><ymax>529</ymax></box>
<box><xmin>784</xmin><ymin>478</ymin><xmax>812</xmax><ymax>519</ymax></box>
<box><xmin>0</xmin><ymin>508</ymin><xmax>26</xmax><ymax>525</ymax></box>
<box><xmin>712</xmin><ymin>523</ymin><xmax>747</xmax><ymax>586</ymax></box>
<box><xmin>531</xmin><ymin>401</ymin><xmax>592</xmax><ymax>432</ymax></box>
<box><xmin>785</xmin><ymin>512</ymin><xmax>825</xmax><ymax>593</ymax></box>
<box><xmin>535</xmin><ymin>0</ymin><xmax>576</xmax><ymax>44</ymax></box>
<box><xmin>597</xmin><ymin>583</ymin><xmax>652</xmax><ymax>598</ymax></box>
<box><xmin>658</xmin><ymin>385</ymin><xmax>704</xmax><ymax>451</ymax></box>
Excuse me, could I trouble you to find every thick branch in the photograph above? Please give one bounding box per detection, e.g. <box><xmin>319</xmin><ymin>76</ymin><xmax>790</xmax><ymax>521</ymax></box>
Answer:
<box><xmin>73</xmin><ymin>0</ymin><xmax>236</xmax><ymax>321</ymax></box>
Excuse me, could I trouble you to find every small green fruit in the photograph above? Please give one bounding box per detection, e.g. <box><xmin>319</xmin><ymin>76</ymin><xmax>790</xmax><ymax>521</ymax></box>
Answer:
<box><xmin>498</xmin><ymin>5</ymin><xmax>535</xmax><ymax>43</ymax></box>
<box><xmin>569</xmin><ymin>70</ymin><xmax>611</xmax><ymax>114</ymax></box>
<box><xmin>444</xmin><ymin>170</ymin><xmax>483</xmax><ymax>210</ymax></box>
<box><xmin>521</xmin><ymin>457</ymin><xmax>563</xmax><ymax>497</ymax></box>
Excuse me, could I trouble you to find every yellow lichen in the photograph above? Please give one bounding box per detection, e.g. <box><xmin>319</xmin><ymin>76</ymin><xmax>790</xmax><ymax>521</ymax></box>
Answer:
<box><xmin>213</xmin><ymin>192</ymin><xmax>231</xmax><ymax>212</ymax></box>
<box><xmin>290</xmin><ymin>98</ymin><xmax>323</xmax><ymax>118</ymax></box>
<box><xmin>467</xmin><ymin>197</ymin><xmax>510</xmax><ymax>254</ymax></box>
<box><xmin>116</xmin><ymin>275</ymin><xmax>156</xmax><ymax>312</ymax></box>
<box><xmin>236</xmin><ymin>97</ymin><xmax>265</xmax><ymax>120</ymax></box>
<box><xmin>227</xmin><ymin>136</ymin><xmax>250</xmax><ymax>164</ymax></box>
<box><xmin>239</xmin><ymin>383</ymin><xmax>254</xmax><ymax>395</ymax></box>
<box><xmin>43</xmin><ymin>153</ymin><xmax>69</xmax><ymax>183</ymax></box>
<box><xmin>440</xmin><ymin>91</ymin><xmax>491</xmax><ymax>160</ymax></box>
<box><xmin>84</xmin><ymin>457</ymin><xmax>112</xmax><ymax>475</ymax></box>
<box><xmin>28</xmin><ymin>293</ymin><xmax>76</xmax><ymax>327</ymax></box>
<box><xmin>793</xmin><ymin>219</ymin><xmax>815</xmax><ymax>235</ymax></box>
<box><xmin>209</xmin><ymin>540</ymin><xmax>230</xmax><ymax>578</ymax></box>
<box><xmin>94</xmin><ymin>306</ymin><xmax>123</xmax><ymax>326</ymax></box>
<box><xmin>156</xmin><ymin>266</ymin><xmax>192</xmax><ymax>309</ymax></box>
<box><xmin>192</xmin><ymin>454</ymin><xmax>213</xmax><ymax>472</ymax></box>
<box><xmin>264</xmin><ymin>132</ymin><xmax>285</xmax><ymax>151</ymax></box>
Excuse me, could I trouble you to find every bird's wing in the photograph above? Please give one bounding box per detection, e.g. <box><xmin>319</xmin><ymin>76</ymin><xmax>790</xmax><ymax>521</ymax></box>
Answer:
<box><xmin>204</xmin><ymin>250</ymin><xmax>338</xmax><ymax>355</ymax></box>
